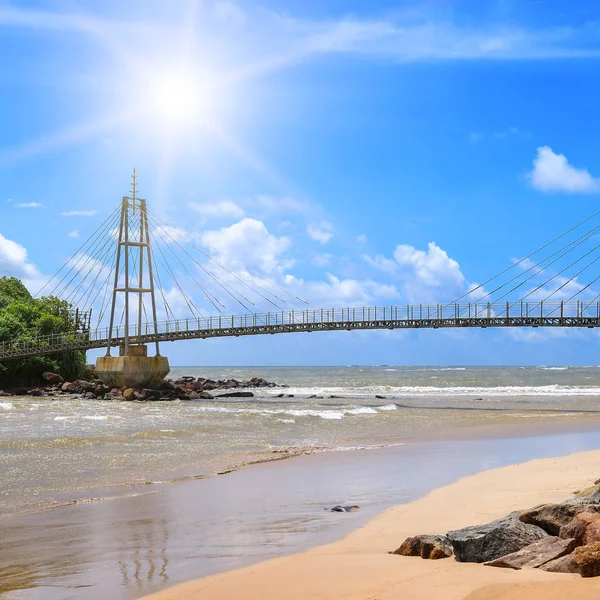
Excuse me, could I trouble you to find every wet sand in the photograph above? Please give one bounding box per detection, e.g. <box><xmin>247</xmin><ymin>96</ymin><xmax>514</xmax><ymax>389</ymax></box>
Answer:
<box><xmin>3</xmin><ymin>421</ymin><xmax>600</xmax><ymax>599</ymax></box>
<box><xmin>144</xmin><ymin>449</ymin><xmax>600</xmax><ymax>600</ymax></box>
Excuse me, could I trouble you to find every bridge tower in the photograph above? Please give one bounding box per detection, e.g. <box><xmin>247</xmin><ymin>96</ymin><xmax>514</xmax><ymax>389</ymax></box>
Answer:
<box><xmin>94</xmin><ymin>171</ymin><xmax>170</xmax><ymax>388</ymax></box>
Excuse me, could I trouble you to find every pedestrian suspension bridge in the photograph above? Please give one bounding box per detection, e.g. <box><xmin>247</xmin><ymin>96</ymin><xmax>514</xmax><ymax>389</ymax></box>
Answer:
<box><xmin>2</xmin><ymin>172</ymin><xmax>600</xmax><ymax>364</ymax></box>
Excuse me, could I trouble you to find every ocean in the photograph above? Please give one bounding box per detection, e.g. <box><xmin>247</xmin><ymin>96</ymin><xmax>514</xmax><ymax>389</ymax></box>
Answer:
<box><xmin>3</xmin><ymin>365</ymin><xmax>600</xmax><ymax>517</ymax></box>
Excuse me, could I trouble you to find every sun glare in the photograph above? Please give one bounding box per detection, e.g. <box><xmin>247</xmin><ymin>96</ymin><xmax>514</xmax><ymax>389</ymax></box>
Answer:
<box><xmin>143</xmin><ymin>70</ymin><xmax>215</xmax><ymax>128</ymax></box>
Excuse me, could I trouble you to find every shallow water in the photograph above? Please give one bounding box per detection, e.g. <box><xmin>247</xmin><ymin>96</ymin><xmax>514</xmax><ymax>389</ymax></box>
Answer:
<box><xmin>2</xmin><ymin>430</ymin><xmax>600</xmax><ymax>599</ymax></box>
<box><xmin>3</xmin><ymin>366</ymin><xmax>600</xmax><ymax>515</ymax></box>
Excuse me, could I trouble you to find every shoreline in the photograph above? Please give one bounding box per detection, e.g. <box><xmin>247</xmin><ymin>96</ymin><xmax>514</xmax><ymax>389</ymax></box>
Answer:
<box><xmin>5</xmin><ymin>413</ymin><xmax>600</xmax><ymax>520</ymax></box>
<box><xmin>143</xmin><ymin>449</ymin><xmax>600</xmax><ymax>600</ymax></box>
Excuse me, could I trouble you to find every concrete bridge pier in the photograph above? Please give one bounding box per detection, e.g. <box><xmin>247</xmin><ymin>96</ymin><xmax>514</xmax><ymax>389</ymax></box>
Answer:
<box><xmin>95</xmin><ymin>344</ymin><xmax>170</xmax><ymax>389</ymax></box>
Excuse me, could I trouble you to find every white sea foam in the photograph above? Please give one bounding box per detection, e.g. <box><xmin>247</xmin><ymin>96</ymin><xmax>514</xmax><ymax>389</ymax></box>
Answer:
<box><xmin>378</xmin><ymin>404</ymin><xmax>398</xmax><ymax>411</ymax></box>
<box><xmin>282</xmin><ymin>384</ymin><xmax>600</xmax><ymax>398</ymax></box>
<box><xmin>0</xmin><ymin>402</ymin><xmax>13</xmax><ymax>410</ymax></box>
<box><xmin>346</xmin><ymin>407</ymin><xmax>378</xmax><ymax>415</ymax></box>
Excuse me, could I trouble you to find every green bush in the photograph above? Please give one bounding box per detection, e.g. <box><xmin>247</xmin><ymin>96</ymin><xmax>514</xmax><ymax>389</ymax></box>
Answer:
<box><xmin>0</xmin><ymin>276</ymin><xmax>86</xmax><ymax>384</ymax></box>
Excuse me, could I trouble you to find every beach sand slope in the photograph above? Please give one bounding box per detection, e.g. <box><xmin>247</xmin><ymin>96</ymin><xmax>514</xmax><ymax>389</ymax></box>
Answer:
<box><xmin>144</xmin><ymin>449</ymin><xmax>600</xmax><ymax>600</ymax></box>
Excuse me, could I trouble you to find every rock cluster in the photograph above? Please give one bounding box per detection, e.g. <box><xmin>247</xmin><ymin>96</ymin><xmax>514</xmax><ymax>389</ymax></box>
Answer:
<box><xmin>392</xmin><ymin>483</ymin><xmax>600</xmax><ymax>577</ymax></box>
<box><xmin>0</xmin><ymin>373</ymin><xmax>281</xmax><ymax>401</ymax></box>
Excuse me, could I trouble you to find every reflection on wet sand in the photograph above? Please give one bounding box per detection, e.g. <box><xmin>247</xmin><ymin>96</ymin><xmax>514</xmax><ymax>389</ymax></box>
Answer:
<box><xmin>2</xmin><ymin>429</ymin><xmax>600</xmax><ymax>599</ymax></box>
<box><xmin>118</xmin><ymin>519</ymin><xmax>169</xmax><ymax>589</ymax></box>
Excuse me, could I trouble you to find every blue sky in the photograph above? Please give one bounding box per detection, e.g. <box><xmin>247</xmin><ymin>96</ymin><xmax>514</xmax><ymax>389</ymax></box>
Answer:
<box><xmin>2</xmin><ymin>0</ymin><xmax>600</xmax><ymax>366</ymax></box>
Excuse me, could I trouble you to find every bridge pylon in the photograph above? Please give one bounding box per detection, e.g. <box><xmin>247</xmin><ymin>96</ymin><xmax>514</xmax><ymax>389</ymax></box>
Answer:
<box><xmin>94</xmin><ymin>170</ymin><xmax>170</xmax><ymax>389</ymax></box>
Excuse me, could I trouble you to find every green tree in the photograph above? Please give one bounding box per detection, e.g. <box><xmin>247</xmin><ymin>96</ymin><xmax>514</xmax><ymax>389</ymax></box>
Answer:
<box><xmin>0</xmin><ymin>277</ymin><xmax>86</xmax><ymax>384</ymax></box>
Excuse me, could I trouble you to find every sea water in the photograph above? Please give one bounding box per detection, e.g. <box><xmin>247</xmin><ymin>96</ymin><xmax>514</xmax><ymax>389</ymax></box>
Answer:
<box><xmin>2</xmin><ymin>365</ymin><xmax>600</xmax><ymax>516</ymax></box>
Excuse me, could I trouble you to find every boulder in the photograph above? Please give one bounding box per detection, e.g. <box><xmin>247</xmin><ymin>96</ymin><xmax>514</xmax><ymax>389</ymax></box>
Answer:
<box><xmin>42</xmin><ymin>372</ymin><xmax>63</xmax><ymax>385</ymax></box>
<box><xmin>138</xmin><ymin>389</ymin><xmax>162</xmax><ymax>401</ymax></box>
<box><xmin>566</xmin><ymin>485</ymin><xmax>600</xmax><ymax>505</ymax></box>
<box><xmin>28</xmin><ymin>389</ymin><xmax>43</xmax><ymax>396</ymax></box>
<box><xmin>188</xmin><ymin>391</ymin><xmax>214</xmax><ymax>400</ymax></box>
<box><xmin>329</xmin><ymin>505</ymin><xmax>360</xmax><ymax>513</ymax></box>
<box><xmin>9</xmin><ymin>387</ymin><xmax>28</xmax><ymax>396</ymax></box>
<box><xmin>122</xmin><ymin>388</ymin><xmax>137</xmax><ymax>401</ymax></box>
<box><xmin>61</xmin><ymin>380</ymin><xmax>95</xmax><ymax>394</ymax></box>
<box><xmin>560</xmin><ymin>512</ymin><xmax>600</xmax><ymax>547</ymax></box>
<box><xmin>216</xmin><ymin>391</ymin><xmax>254</xmax><ymax>398</ymax></box>
<box><xmin>574</xmin><ymin>542</ymin><xmax>600</xmax><ymax>577</ymax></box>
<box><xmin>520</xmin><ymin>503</ymin><xmax>600</xmax><ymax>535</ymax></box>
<box><xmin>392</xmin><ymin>535</ymin><xmax>453</xmax><ymax>560</ymax></box>
<box><xmin>0</xmin><ymin>390</ymin><xmax>9</xmax><ymax>396</ymax></box>
<box><xmin>447</xmin><ymin>511</ymin><xmax>548</xmax><ymax>563</ymax></box>
<box><xmin>485</xmin><ymin>536</ymin><xmax>576</xmax><ymax>570</ymax></box>
<box><xmin>540</xmin><ymin>553</ymin><xmax>580</xmax><ymax>573</ymax></box>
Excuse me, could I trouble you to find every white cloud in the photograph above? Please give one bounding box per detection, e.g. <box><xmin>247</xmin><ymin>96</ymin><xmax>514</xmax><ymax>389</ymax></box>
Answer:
<box><xmin>61</xmin><ymin>210</ymin><xmax>98</xmax><ymax>217</ymax></box>
<box><xmin>307</xmin><ymin>221</ymin><xmax>334</xmax><ymax>245</ymax></box>
<box><xmin>189</xmin><ymin>200</ymin><xmax>245</xmax><ymax>220</ymax></box>
<box><xmin>6</xmin><ymin>198</ymin><xmax>13</xmax><ymax>203</ymax></box>
<box><xmin>203</xmin><ymin>218</ymin><xmax>291</xmax><ymax>274</ymax></box>
<box><xmin>288</xmin><ymin>273</ymin><xmax>398</xmax><ymax>307</ymax></box>
<box><xmin>529</xmin><ymin>146</ymin><xmax>600</xmax><ymax>193</ymax></box>
<box><xmin>0</xmin><ymin>233</ymin><xmax>43</xmax><ymax>291</ymax></box>
<box><xmin>16</xmin><ymin>202</ymin><xmax>42</xmax><ymax>208</ymax></box>
<box><xmin>356</xmin><ymin>234</ymin><xmax>367</xmax><ymax>244</ymax></box>
<box><xmin>68</xmin><ymin>229</ymin><xmax>80</xmax><ymax>238</ymax></box>
<box><xmin>365</xmin><ymin>242</ymin><xmax>465</xmax><ymax>303</ymax></box>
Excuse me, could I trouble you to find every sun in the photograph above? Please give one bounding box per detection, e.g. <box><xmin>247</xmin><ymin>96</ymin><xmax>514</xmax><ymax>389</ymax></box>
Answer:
<box><xmin>142</xmin><ymin>69</ymin><xmax>216</xmax><ymax>129</ymax></box>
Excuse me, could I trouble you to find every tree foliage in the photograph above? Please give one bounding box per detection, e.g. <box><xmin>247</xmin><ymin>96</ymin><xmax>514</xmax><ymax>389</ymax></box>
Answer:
<box><xmin>0</xmin><ymin>276</ymin><xmax>86</xmax><ymax>383</ymax></box>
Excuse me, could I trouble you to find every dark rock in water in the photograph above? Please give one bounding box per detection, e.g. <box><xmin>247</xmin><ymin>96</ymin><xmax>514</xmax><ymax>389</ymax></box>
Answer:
<box><xmin>188</xmin><ymin>391</ymin><xmax>214</xmax><ymax>400</ymax></box>
<box><xmin>328</xmin><ymin>505</ymin><xmax>360</xmax><ymax>513</ymax></box>
<box><xmin>329</xmin><ymin>395</ymin><xmax>342</xmax><ymax>399</ymax></box>
<box><xmin>375</xmin><ymin>395</ymin><xmax>386</xmax><ymax>399</ymax></box>
<box><xmin>137</xmin><ymin>389</ymin><xmax>163</xmax><ymax>401</ymax></box>
<box><xmin>560</xmin><ymin>512</ymin><xmax>600</xmax><ymax>547</ymax></box>
<box><xmin>485</xmin><ymin>536</ymin><xmax>576</xmax><ymax>570</ymax></box>
<box><xmin>287</xmin><ymin>394</ymin><xmax>295</xmax><ymax>398</ymax></box>
<box><xmin>216</xmin><ymin>391</ymin><xmax>254</xmax><ymax>398</ymax></box>
<box><xmin>0</xmin><ymin>390</ymin><xmax>9</xmax><ymax>396</ymax></box>
<box><xmin>574</xmin><ymin>542</ymin><xmax>600</xmax><ymax>577</ymax></box>
<box><xmin>540</xmin><ymin>552</ymin><xmax>580</xmax><ymax>573</ymax></box>
<box><xmin>83</xmin><ymin>391</ymin><xmax>96</xmax><ymax>400</ymax></box>
<box><xmin>161</xmin><ymin>380</ymin><xmax>176</xmax><ymax>391</ymax></box>
<box><xmin>42</xmin><ymin>372</ymin><xmax>63</xmax><ymax>385</ymax></box>
<box><xmin>9</xmin><ymin>387</ymin><xmax>28</xmax><ymax>396</ymax></box>
<box><xmin>447</xmin><ymin>511</ymin><xmax>548</xmax><ymax>563</ymax></box>
<box><xmin>61</xmin><ymin>380</ymin><xmax>95</xmax><ymax>394</ymax></box>
<box><xmin>520</xmin><ymin>503</ymin><xmax>600</xmax><ymax>536</ymax></box>
<box><xmin>392</xmin><ymin>535</ymin><xmax>453</xmax><ymax>560</ymax></box>
<box><xmin>276</xmin><ymin>393</ymin><xmax>285</xmax><ymax>398</ymax></box>
<box><xmin>28</xmin><ymin>389</ymin><xmax>43</xmax><ymax>396</ymax></box>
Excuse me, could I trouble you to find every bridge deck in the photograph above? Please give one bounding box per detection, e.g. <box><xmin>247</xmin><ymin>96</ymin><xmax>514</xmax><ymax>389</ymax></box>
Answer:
<box><xmin>0</xmin><ymin>301</ymin><xmax>598</xmax><ymax>360</ymax></box>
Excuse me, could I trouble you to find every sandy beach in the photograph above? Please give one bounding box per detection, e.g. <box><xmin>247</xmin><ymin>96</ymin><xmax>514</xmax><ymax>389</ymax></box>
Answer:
<box><xmin>144</xmin><ymin>449</ymin><xmax>600</xmax><ymax>600</ymax></box>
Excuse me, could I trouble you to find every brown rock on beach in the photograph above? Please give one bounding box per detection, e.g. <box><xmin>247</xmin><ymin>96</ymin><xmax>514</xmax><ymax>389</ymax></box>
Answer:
<box><xmin>392</xmin><ymin>535</ymin><xmax>453</xmax><ymax>560</ymax></box>
<box><xmin>485</xmin><ymin>536</ymin><xmax>576</xmax><ymax>570</ymax></box>
<box><xmin>559</xmin><ymin>512</ymin><xmax>600</xmax><ymax>547</ymax></box>
<box><xmin>573</xmin><ymin>542</ymin><xmax>600</xmax><ymax>578</ymax></box>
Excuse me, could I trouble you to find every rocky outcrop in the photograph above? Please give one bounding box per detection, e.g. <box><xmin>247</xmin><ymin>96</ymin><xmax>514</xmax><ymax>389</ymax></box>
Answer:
<box><xmin>42</xmin><ymin>372</ymin><xmax>63</xmax><ymax>385</ymax></box>
<box><xmin>447</xmin><ymin>511</ymin><xmax>548</xmax><ymax>563</ymax></box>
<box><xmin>559</xmin><ymin>512</ymin><xmax>600</xmax><ymax>547</ymax></box>
<box><xmin>540</xmin><ymin>553</ymin><xmax>580</xmax><ymax>573</ymax></box>
<box><xmin>392</xmin><ymin>535</ymin><xmax>453</xmax><ymax>560</ymax></box>
<box><xmin>574</xmin><ymin>542</ymin><xmax>600</xmax><ymax>578</ymax></box>
<box><xmin>0</xmin><ymin>375</ymin><xmax>282</xmax><ymax>401</ymax></box>
<box><xmin>485</xmin><ymin>536</ymin><xmax>576</xmax><ymax>569</ymax></box>
<box><xmin>519</xmin><ymin>503</ymin><xmax>600</xmax><ymax>535</ymax></box>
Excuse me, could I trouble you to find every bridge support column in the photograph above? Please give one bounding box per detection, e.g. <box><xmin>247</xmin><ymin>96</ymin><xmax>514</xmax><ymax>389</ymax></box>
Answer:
<box><xmin>95</xmin><ymin>344</ymin><xmax>170</xmax><ymax>389</ymax></box>
<box><xmin>95</xmin><ymin>171</ymin><xmax>170</xmax><ymax>390</ymax></box>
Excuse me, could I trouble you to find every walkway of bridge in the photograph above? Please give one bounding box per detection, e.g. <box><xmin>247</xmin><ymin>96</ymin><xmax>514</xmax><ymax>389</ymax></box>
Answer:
<box><xmin>1</xmin><ymin>301</ymin><xmax>598</xmax><ymax>361</ymax></box>
<box><xmin>4</xmin><ymin>173</ymin><xmax>600</xmax><ymax>363</ymax></box>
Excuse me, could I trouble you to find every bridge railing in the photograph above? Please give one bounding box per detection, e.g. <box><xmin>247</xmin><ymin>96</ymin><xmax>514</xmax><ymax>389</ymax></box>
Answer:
<box><xmin>1</xmin><ymin>300</ymin><xmax>600</xmax><ymax>358</ymax></box>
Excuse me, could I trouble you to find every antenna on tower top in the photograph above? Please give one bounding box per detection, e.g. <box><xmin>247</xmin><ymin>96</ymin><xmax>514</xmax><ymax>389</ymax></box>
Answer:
<box><xmin>130</xmin><ymin>168</ymin><xmax>138</xmax><ymax>201</ymax></box>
